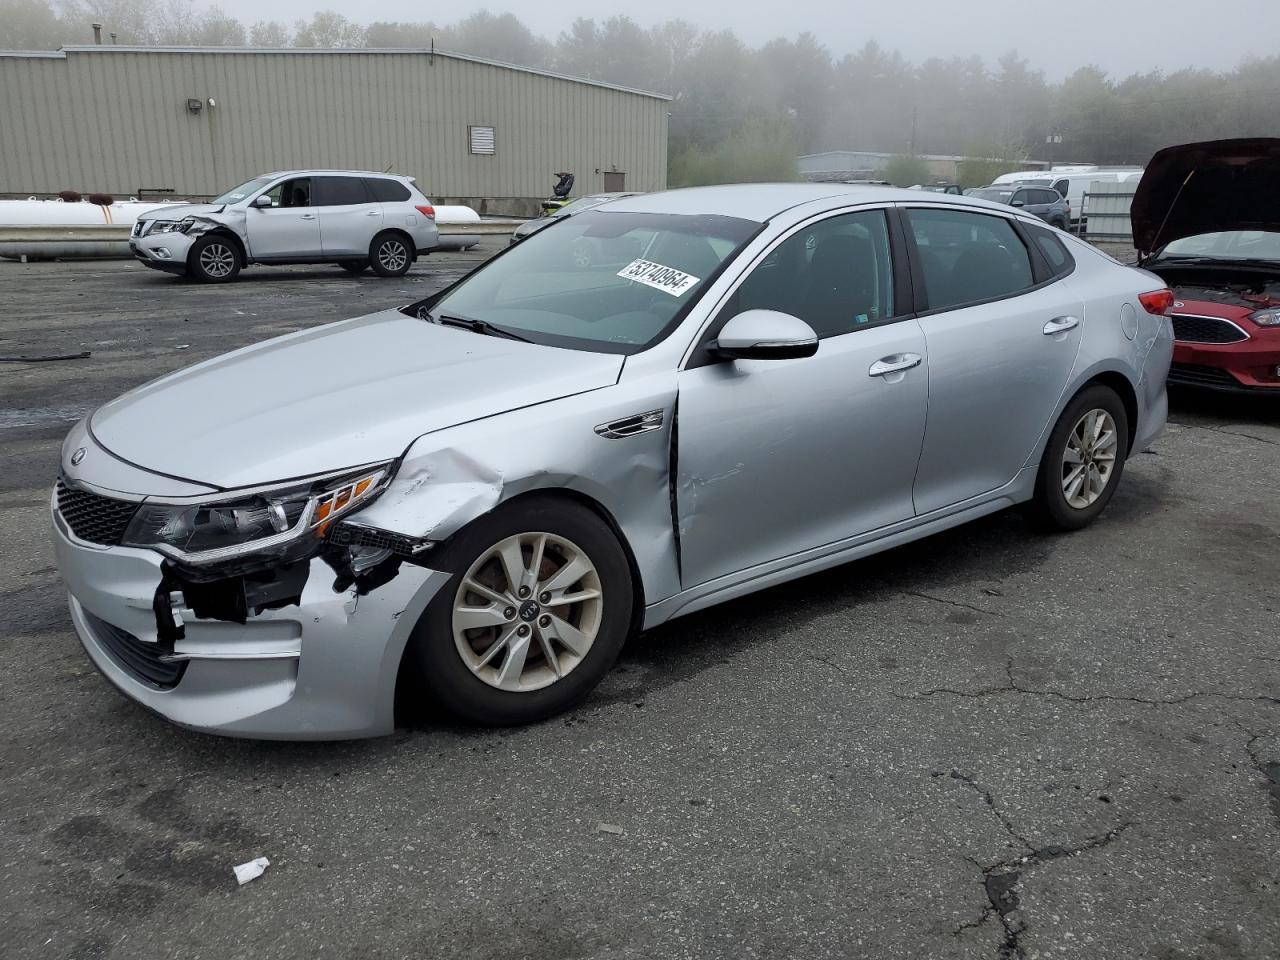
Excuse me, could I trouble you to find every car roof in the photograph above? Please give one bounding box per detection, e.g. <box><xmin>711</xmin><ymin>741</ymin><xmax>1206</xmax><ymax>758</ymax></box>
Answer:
<box><xmin>261</xmin><ymin>170</ymin><xmax>412</xmax><ymax>181</ymax></box>
<box><xmin>600</xmin><ymin>183</ymin><xmax>1034</xmax><ymax>222</ymax></box>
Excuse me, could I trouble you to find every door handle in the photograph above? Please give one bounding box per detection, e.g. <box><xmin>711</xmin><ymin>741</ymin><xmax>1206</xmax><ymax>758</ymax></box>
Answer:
<box><xmin>299</xmin><ymin>214</ymin><xmax>317</xmax><ymax>220</ymax></box>
<box><xmin>868</xmin><ymin>353</ymin><xmax>922</xmax><ymax>378</ymax></box>
<box><xmin>366</xmin><ymin>210</ymin><xmax>381</xmax><ymax>216</ymax></box>
<box><xmin>1043</xmin><ymin>315</ymin><xmax>1080</xmax><ymax>335</ymax></box>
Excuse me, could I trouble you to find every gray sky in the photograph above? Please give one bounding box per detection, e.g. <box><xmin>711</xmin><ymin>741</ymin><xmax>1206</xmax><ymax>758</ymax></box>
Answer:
<box><xmin>210</xmin><ymin>0</ymin><xmax>1278</xmax><ymax>79</ymax></box>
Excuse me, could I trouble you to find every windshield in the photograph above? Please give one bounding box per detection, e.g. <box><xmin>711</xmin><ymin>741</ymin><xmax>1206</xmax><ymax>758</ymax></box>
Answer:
<box><xmin>212</xmin><ymin>176</ymin><xmax>273</xmax><ymax>205</ymax></box>
<box><xmin>1159</xmin><ymin>230</ymin><xmax>1280</xmax><ymax>262</ymax></box>
<box><xmin>420</xmin><ymin>210</ymin><xmax>760</xmax><ymax>354</ymax></box>
<box><xmin>971</xmin><ymin>188</ymin><xmax>1015</xmax><ymax>204</ymax></box>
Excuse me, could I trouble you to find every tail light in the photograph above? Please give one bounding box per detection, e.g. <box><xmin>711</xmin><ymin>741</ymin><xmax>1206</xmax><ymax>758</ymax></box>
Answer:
<box><xmin>415</xmin><ymin>205</ymin><xmax>436</xmax><ymax>220</ymax></box>
<box><xmin>1138</xmin><ymin>289</ymin><xmax>1175</xmax><ymax>316</ymax></box>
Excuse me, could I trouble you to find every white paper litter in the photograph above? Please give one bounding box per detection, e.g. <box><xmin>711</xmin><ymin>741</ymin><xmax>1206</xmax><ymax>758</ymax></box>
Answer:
<box><xmin>233</xmin><ymin>856</ymin><xmax>270</xmax><ymax>885</ymax></box>
<box><xmin>596</xmin><ymin>823</ymin><xmax>625</xmax><ymax>835</ymax></box>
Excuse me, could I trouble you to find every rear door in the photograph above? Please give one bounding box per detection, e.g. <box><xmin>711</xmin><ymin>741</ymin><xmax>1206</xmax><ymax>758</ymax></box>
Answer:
<box><xmin>904</xmin><ymin>205</ymin><xmax>1084</xmax><ymax>513</ymax></box>
<box><xmin>246</xmin><ymin>176</ymin><xmax>321</xmax><ymax>258</ymax></box>
<box><xmin>675</xmin><ymin>207</ymin><xmax>929</xmax><ymax>587</ymax></box>
<box><xmin>314</xmin><ymin>175</ymin><xmax>382</xmax><ymax>256</ymax></box>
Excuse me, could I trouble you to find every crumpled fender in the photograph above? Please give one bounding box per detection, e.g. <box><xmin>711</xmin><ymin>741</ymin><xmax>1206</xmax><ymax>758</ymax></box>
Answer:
<box><xmin>351</xmin><ymin>373</ymin><xmax>682</xmax><ymax>606</ymax></box>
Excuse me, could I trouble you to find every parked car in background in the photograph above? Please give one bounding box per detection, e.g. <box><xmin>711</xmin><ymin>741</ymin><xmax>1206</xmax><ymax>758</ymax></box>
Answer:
<box><xmin>509</xmin><ymin>192</ymin><xmax>638</xmax><ymax>245</ymax></box>
<box><xmin>968</xmin><ymin>185</ymin><xmax>1071</xmax><ymax>229</ymax></box>
<box><xmin>1135</xmin><ymin>138</ymin><xmax>1280</xmax><ymax>393</ymax></box>
<box><xmin>130</xmin><ymin>170</ymin><xmax>440</xmax><ymax>282</ymax></box>
<box><xmin>54</xmin><ymin>184</ymin><xmax>1172</xmax><ymax>738</ymax></box>
<box><xmin>912</xmin><ymin>183</ymin><xmax>964</xmax><ymax>195</ymax></box>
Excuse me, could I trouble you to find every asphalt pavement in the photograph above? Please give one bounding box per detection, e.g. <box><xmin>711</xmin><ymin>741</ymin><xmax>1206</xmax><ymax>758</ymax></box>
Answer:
<box><xmin>1</xmin><ymin>246</ymin><xmax>1278</xmax><ymax>960</ymax></box>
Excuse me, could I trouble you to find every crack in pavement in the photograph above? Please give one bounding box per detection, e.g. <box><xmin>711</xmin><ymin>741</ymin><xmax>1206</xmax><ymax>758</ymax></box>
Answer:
<box><xmin>896</xmin><ymin>657</ymin><xmax>1280</xmax><ymax>709</ymax></box>
<box><xmin>956</xmin><ymin>824</ymin><xmax>1133</xmax><ymax>958</ymax></box>
<box><xmin>904</xmin><ymin>590</ymin><xmax>1004</xmax><ymax>617</ymax></box>
<box><xmin>935</xmin><ymin>769</ymin><xmax>1033</xmax><ymax>852</ymax></box>
<box><xmin>1183</xmin><ymin>422</ymin><xmax>1280</xmax><ymax>447</ymax></box>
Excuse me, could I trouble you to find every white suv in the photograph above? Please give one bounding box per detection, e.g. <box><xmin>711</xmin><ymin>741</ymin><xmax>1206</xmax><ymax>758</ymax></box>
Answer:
<box><xmin>130</xmin><ymin>170</ymin><xmax>440</xmax><ymax>283</ymax></box>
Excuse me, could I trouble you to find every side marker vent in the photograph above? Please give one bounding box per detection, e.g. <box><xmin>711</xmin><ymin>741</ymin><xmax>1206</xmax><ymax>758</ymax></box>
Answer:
<box><xmin>594</xmin><ymin>409</ymin><xmax>664</xmax><ymax>440</ymax></box>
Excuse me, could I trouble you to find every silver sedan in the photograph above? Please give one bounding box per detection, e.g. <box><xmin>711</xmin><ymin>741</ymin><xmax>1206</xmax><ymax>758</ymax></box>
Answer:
<box><xmin>52</xmin><ymin>184</ymin><xmax>1174</xmax><ymax>738</ymax></box>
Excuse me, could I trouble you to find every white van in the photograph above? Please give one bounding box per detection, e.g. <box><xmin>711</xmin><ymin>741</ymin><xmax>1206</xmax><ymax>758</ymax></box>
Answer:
<box><xmin>1046</xmin><ymin>170</ymin><xmax>1143</xmax><ymax>228</ymax></box>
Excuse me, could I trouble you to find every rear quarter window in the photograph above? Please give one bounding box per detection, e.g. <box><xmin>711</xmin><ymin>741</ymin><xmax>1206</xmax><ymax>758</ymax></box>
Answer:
<box><xmin>365</xmin><ymin>178</ymin><xmax>412</xmax><ymax>202</ymax></box>
<box><xmin>1026</xmin><ymin>223</ymin><xmax>1075</xmax><ymax>278</ymax></box>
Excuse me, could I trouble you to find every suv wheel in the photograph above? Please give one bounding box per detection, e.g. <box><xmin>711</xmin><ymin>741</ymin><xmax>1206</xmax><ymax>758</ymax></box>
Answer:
<box><xmin>410</xmin><ymin>498</ymin><xmax>633</xmax><ymax>725</ymax></box>
<box><xmin>1027</xmin><ymin>384</ymin><xmax>1129</xmax><ymax>531</ymax></box>
<box><xmin>188</xmin><ymin>235</ymin><xmax>241</xmax><ymax>283</ymax></box>
<box><xmin>369</xmin><ymin>232</ymin><xmax>412</xmax><ymax>277</ymax></box>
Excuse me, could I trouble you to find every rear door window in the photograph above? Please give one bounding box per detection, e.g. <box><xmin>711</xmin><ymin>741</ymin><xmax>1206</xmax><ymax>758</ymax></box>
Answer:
<box><xmin>907</xmin><ymin>208</ymin><xmax>1036</xmax><ymax>311</ymax></box>
<box><xmin>313</xmin><ymin>176</ymin><xmax>372</xmax><ymax>207</ymax></box>
<box><xmin>365</xmin><ymin>178</ymin><xmax>412</xmax><ymax>202</ymax></box>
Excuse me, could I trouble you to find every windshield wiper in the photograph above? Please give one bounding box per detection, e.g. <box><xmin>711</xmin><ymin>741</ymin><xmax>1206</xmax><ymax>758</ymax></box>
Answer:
<box><xmin>416</xmin><ymin>307</ymin><xmax>533</xmax><ymax>343</ymax></box>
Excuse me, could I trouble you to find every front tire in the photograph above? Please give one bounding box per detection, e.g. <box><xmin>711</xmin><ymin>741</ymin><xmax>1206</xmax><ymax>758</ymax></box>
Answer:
<box><xmin>369</xmin><ymin>231</ymin><xmax>412</xmax><ymax>277</ymax></box>
<box><xmin>410</xmin><ymin>498</ymin><xmax>634</xmax><ymax>725</ymax></box>
<box><xmin>1027</xmin><ymin>384</ymin><xmax>1129</xmax><ymax>531</ymax></box>
<box><xmin>188</xmin><ymin>234</ymin><xmax>240</xmax><ymax>283</ymax></box>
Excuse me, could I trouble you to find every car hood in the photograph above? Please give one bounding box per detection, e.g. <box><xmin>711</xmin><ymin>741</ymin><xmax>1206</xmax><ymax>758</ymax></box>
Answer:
<box><xmin>139</xmin><ymin>202</ymin><xmax>225</xmax><ymax>222</ymax></box>
<box><xmin>89</xmin><ymin>309</ymin><xmax>624</xmax><ymax>489</ymax></box>
<box><xmin>1132</xmin><ymin>138</ymin><xmax>1280</xmax><ymax>254</ymax></box>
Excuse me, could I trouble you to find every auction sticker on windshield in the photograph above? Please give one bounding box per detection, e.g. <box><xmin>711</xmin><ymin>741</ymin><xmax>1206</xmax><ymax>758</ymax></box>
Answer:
<box><xmin>617</xmin><ymin>259</ymin><xmax>701</xmax><ymax>296</ymax></box>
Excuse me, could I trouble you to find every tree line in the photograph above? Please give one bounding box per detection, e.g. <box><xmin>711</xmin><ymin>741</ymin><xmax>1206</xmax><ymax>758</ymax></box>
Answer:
<box><xmin>4</xmin><ymin>0</ymin><xmax>1279</xmax><ymax>185</ymax></box>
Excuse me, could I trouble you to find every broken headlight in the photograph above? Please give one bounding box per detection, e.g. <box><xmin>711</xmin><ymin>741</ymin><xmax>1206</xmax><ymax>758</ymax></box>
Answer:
<box><xmin>121</xmin><ymin>465</ymin><xmax>391</xmax><ymax>565</ymax></box>
<box><xmin>1249</xmin><ymin>308</ymin><xmax>1280</xmax><ymax>326</ymax></box>
<box><xmin>149</xmin><ymin>219</ymin><xmax>197</xmax><ymax>235</ymax></box>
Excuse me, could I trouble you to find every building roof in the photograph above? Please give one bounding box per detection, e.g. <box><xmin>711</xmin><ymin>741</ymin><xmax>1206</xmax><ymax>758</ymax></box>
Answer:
<box><xmin>0</xmin><ymin>44</ymin><xmax>673</xmax><ymax>101</ymax></box>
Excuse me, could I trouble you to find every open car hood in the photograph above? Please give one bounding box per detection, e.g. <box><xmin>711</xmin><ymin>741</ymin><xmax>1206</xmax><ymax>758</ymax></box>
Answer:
<box><xmin>1133</xmin><ymin>138</ymin><xmax>1280</xmax><ymax>255</ymax></box>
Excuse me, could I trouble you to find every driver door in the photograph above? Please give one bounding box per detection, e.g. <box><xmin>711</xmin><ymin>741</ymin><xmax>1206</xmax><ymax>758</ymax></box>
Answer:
<box><xmin>247</xmin><ymin>176</ymin><xmax>322</xmax><ymax>259</ymax></box>
<box><xmin>675</xmin><ymin>209</ymin><xmax>929</xmax><ymax>588</ymax></box>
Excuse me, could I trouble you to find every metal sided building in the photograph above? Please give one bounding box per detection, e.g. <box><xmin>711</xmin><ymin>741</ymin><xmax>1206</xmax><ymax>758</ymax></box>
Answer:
<box><xmin>0</xmin><ymin>46</ymin><xmax>670</xmax><ymax>212</ymax></box>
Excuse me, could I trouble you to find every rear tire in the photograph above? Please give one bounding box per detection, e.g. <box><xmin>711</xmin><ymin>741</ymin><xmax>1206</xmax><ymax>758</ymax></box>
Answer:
<box><xmin>187</xmin><ymin>234</ymin><xmax>241</xmax><ymax>283</ymax></box>
<box><xmin>1026</xmin><ymin>384</ymin><xmax>1129</xmax><ymax>531</ymax></box>
<box><xmin>410</xmin><ymin>498</ymin><xmax>633</xmax><ymax>725</ymax></box>
<box><xmin>339</xmin><ymin>260</ymin><xmax>369</xmax><ymax>274</ymax></box>
<box><xmin>368</xmin><ymin>231</ymin><xmax>412</xmax><ymax>277</ymax></box>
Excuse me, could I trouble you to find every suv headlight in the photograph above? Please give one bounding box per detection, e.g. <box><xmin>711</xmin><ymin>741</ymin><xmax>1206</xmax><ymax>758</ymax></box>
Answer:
<box><xmin>1249</xmin><ymin>308</ymin><xmax>1280</xmax><ymax>327</ymax></box>
<box><xmin>149</xmin><ymin>219</ymin><xmax>197</xmax><ymax>235</ymax></box>
<box><xmin>122</xmin><ymin>464</ymin><xmax>391</xmax><ymax>565</ymax></box>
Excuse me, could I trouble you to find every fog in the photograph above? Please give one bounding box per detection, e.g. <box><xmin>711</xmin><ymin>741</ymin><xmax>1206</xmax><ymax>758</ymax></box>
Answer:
<box><xmin>200</xmin><ymin>0</ymin><xmax>1276</xmax><ymax>78</ymax></box>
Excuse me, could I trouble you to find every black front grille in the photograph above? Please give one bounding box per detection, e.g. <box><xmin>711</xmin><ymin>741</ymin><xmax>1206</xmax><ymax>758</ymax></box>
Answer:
<box><xmin>55</xmin><ymin>480</ymin><xmax>138</xmax><ymax>546</ymax></box>
<box><xmin>1171</xmin><ymin>314</ymin><xmax>1248</xmax><ymax>344</ymax></box>
<box><xmin>83</xmin><ymin>611</ymin><xmax>186</xmax><ymax>689</ymax></box>
<box><xmin>1168</xmin><ymin>362</ymin><xmax>1243</xmax><ymax>388</ymax></box>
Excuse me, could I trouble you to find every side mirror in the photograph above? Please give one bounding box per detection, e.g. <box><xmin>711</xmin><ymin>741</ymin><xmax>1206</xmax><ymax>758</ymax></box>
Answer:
<box><xmin>711</xmin><ymin>309</ymin><xmax>818</xmax><ymax>361</ymax></box>
<box><xmin>1010</xmin><ymin>199</ymin><xmax>1025</xmax><ymax>207</ymax></box>
<box><xmin>251</xmin><ymin>194</ymin><xmax>272</xmax><ymax>208</ymax></box>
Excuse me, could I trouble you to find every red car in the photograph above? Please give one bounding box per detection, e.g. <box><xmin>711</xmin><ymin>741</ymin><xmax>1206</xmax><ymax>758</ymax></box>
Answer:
<box><xmin>1134</xmin><ymin>138</ymin><xmax>1280</xmax><ymax>392</ymax></box>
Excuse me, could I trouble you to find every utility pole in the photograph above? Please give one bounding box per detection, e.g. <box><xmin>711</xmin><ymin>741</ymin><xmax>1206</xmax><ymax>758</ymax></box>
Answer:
<box><xmin>909</xmin><ymin>106</ymin><xmax>918</xmax><ymax>155</ymax></box>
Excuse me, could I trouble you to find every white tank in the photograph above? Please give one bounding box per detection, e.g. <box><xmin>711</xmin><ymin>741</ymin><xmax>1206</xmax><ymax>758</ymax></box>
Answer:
<box><xmin>0</xmin><ymin>197</ymin><xmax>186</xmax><ymax>228</ymax></box>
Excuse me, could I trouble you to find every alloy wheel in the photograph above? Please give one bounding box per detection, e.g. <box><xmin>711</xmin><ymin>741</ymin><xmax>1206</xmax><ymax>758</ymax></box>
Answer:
<box><xmin>1062</xmin><ymin>408</ymin><xmax>1118</xmax><ymax>509</ymax></box>
<box><xmin>199</xmin><ymin>242</ymin><xmax>235</xmax><ymax>278</ymax></box>
<box><xmin>377</xmin><ymin>240</ymin><xmax>408</xmax><ymax>272</ymax></box>
<box><xmin>452</xmin><ymin>532</ymin><xmax>604</xmax><ymax>692</ymax></box>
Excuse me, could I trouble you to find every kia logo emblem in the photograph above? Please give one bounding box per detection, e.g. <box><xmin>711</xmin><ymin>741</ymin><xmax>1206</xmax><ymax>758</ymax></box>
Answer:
<box><xmin>71</xmin><ymin>447</ymin><xmax>86</xmax><ymax>465</ymax></box>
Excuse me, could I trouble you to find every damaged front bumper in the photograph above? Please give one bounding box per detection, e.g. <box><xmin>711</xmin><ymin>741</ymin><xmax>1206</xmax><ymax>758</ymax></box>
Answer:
<box><xmin>52</xmin><ymin>509</ymin><xmax>450</xmax><ymax>739</ymax></box>
<box><xmin>130</xmin><ymin>231</ymin><xmax>197</xmax><ymax>274</ymax></box>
